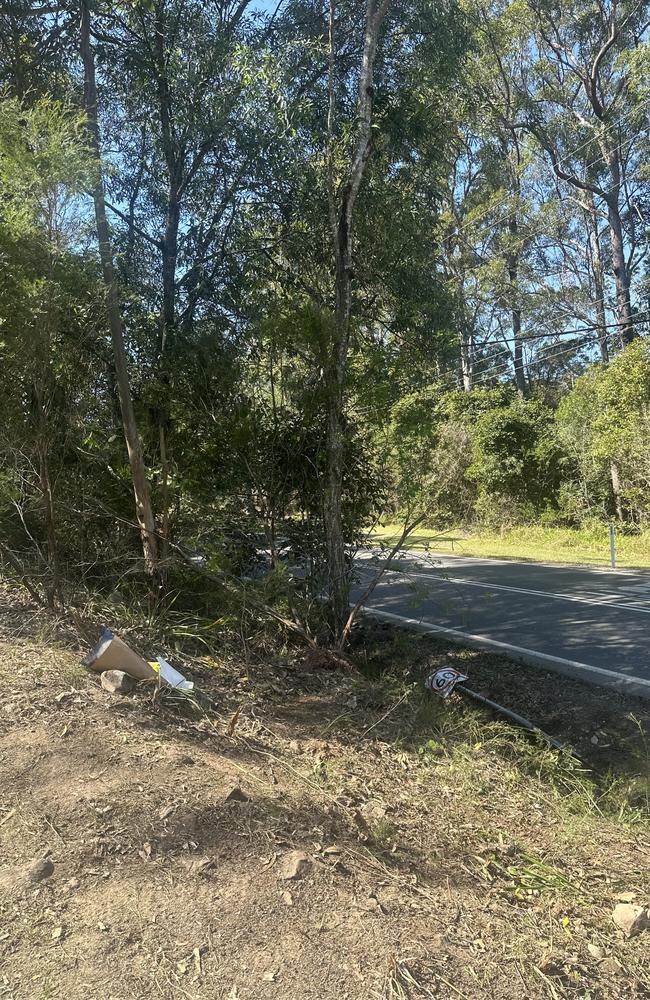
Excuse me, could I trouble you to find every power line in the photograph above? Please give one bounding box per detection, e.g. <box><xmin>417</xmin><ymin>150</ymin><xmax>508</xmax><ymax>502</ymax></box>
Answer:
<box><xmin>453</xmin><ymin>91</ymin><xmax>650</xmax><ymax>243</ymax></box>
<box><xmin>354</xmin><ymin>331</ymin><xmax>616</xmax><ymax>417</ymax></box>
<box><xmin>492</xmin><ymin>307</ymin><xmax>650</xmax><ymax>343</ymax></box>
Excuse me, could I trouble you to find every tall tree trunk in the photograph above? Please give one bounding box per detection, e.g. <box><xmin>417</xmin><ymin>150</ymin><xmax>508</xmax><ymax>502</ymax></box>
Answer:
<box><xmin>585</xmin><ymin>198</ymin><xmax>623</xmax><ymax>518</ymax></box>
<box><xmin>325</xmin><ymin>0</ymin><xmax>391</xmax><ymax>640</ymax></box>
<box><xmin>587</xmin><ymin>198</ymin><xmax>610</xmax><ymax>365</ymax></box>
<box><xmin>80</xmin><ymin>0</ymin><xmax>158</xmax><ymax>580</ymax></box>
<box><xmin>609</xmin><ymin>459</ymin><xmax>624</xmax><ymax>522</ymax></box>
<box><xmin>35</xmin><ymin>407</ymin><xmax>60</xmax><ymax>609</ymax></box>
<box><xmin>460</xmin><ymin>324</ymin><xmax>473</xmax><ymax>392</ymax></box>
<box><xmin>604</xmin><ymin>188</ymin><xmax>634</xmax><ymax>345</ymax></box>
<box><xmin>153</xmin><ymin>5</ymin><xmax>182</xmax><ymax>571</ymax></box>
<box><xmin>156</xmin><ymin>186</ymin><xmax>180</xmax><ymax>570</ymax></box>
<box><xmin>507</xmin><ymin>215</ymin><xmax>526</xmax><ymax>396</ymax></box>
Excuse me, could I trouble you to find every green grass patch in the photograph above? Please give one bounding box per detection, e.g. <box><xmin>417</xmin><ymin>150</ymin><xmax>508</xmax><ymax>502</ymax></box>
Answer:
<box><xmin>370</xmin><ymin>522</ymin><xmax>650</xmax><ymax>568</ymax></box>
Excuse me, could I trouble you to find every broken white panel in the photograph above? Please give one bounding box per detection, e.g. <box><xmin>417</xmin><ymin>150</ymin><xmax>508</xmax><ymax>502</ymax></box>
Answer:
<box><xmin>156</xmin><ymin>656</ymin><xmax>194</xmax><ymax>691</ymax></box>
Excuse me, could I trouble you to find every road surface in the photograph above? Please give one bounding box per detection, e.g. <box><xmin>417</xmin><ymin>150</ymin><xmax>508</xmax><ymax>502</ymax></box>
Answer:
<box><xmin>353</xmin><ymin>549</ymin><xmax>650</xmax><ymax>695</ymax></box>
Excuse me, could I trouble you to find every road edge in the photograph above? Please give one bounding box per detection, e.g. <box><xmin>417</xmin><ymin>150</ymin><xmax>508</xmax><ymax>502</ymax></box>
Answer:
<box><xmin>364</xmin><ymin>544</ymin><xmax>650</xmax><ymax>576</ymax></box>
<box><xmin>365</xmin><ymin>608</ymin><xmax>650</xmax><ymax>701</ymax></box>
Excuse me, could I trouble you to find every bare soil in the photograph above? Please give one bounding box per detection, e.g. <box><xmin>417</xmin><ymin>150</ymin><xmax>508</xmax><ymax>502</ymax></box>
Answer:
<box><xmin>0</xmin><ymin>586</ymin><xmax>649</xmax><ymax>1000</ymax></box>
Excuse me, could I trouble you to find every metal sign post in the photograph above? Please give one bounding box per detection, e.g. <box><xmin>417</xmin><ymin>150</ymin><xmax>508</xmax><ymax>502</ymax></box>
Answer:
<box><xmin>609</xmin><ymin>523</ymin><xmax>616</xmax><ymax>569</ymax></box>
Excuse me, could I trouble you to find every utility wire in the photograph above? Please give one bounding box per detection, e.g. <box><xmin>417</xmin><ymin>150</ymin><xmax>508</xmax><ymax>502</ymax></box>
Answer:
<box><xmin>354</xmin><ymin>331</ymin><xmax>615</xmax><ymax>418</ymax></box>
<box><xmin>453</xmin><ymin>92</ymin><xmax>650</xmax><ymax>242</ymax></box>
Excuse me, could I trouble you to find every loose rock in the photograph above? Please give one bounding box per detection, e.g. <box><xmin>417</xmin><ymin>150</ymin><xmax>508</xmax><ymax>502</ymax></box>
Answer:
<box><xmin>280</xmin><ymin>850</ymin><xmax>311</xmax><ymax>881</ymax></box>
<box><xmin>611</xmin><ymin>903</ymin><xmax>649</xmax><ymax>938</ymax></box>
<box><xmin>100</xmin><ymin>670</ymin><xmax>136</xmax><ymax>695</ymax></box>
<box><xmin>26</xmin><ymin>856</ymin><xmax>54</xmax><ymax>883</ymax></box>
<box><xmin>225</xmin><ymin>786</ymin><xmax>250</xmax><ymax>803</ymax></box>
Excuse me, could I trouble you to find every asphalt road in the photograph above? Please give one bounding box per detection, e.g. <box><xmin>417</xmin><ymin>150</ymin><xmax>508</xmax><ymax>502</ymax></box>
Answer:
<box><xmin>352</xmin><ymin>549</ymin><xmax>650</xmax><ymax>692</ymax></box>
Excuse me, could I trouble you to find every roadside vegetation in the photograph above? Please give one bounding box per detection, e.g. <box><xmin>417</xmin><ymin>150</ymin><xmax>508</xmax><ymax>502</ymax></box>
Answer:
<box><xmin>2</xmin><ymin>2</ymin><xmax>650</xmax><ymax>643</ymax></box>
<box><xmin>372</xmin><ymin>523</ymin><xmax>650</xmax><ymax>568</ymax></box>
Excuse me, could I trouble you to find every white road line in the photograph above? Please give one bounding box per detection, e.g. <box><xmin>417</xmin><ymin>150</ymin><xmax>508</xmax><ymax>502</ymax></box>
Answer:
<box><xmin>356</xmin><ymin>564</ymin><xmax>650</xmax><ymax>615</ymax></box>
<box><xmin>365</xmin><ymin>608</ymin><xmax>650</xmax><ymax>699</ymax></box>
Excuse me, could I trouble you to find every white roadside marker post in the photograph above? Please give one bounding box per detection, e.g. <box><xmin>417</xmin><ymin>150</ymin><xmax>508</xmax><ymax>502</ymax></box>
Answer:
<box><xmin>609</xmin><ymin>523</ymin><xmax>616</xmax><ymax>569</ymax></box>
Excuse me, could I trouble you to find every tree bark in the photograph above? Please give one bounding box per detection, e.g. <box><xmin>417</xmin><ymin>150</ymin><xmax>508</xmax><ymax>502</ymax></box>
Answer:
<box><xmin>157</xmin><ymin>184</ymin><xmax>180</xmax><ymax>570</ymax></box>
<box><xmin>587</xmin><ymin>197</ymin><xmax>609</xmax><ymax>364</ymax></box>
<box><xmin>585</xmin><ymin>198</ymin><xmax>623</xmax><ymax>517</ymax></box>
<box><xmin>324</xmin><ymin>0</ymin><xmax>391</xmax><ymax>638</ymax></box>
<box><xmin>609</xmin><ymin>458</ymin><xmax>624</xmax><ymax>522</ymax></box>
<box><xmin>507</xmin><ymin>215</ymin><xmax>526</xmax><ymax>396</ymax></box>
<box><xmin>37</xmin><ymin>435</ymin><xmax>60</xmax><ymax>608</ymax></box>
<box><xmin>80</xmin><ymin>0</ymin><xmax>158</xmax><ymax>580</ymax></box>
<box><xmin>604</xmin><ymin>186</ymin><xmax>634</xmax><ymax>345</ymax></box>
<box><xmin>460</xmin><ymin>324</ymin><xmax>473</xmax><ymax>391</ymax></box>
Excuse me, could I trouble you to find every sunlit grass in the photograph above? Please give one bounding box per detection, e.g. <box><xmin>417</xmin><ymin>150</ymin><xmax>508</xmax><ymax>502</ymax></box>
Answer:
<box><xmin>370</xmin><ymin>522</ymin><xmax>650</xmax><ymax>568</ymax></box>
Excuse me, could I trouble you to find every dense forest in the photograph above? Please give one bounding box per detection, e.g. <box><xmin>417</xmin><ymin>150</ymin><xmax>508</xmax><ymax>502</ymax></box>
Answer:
<box><xmin>1</xmin><ymin>0</ymin><xmax>649</xmax><ymax>642</ymax></box>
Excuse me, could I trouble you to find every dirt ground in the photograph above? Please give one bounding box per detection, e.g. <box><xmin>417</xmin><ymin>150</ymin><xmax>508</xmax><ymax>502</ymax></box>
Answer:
<box><xmin>0</xmin><ymin>587</ymin><xmax>649</xmax><ymax>1000</ymax></box>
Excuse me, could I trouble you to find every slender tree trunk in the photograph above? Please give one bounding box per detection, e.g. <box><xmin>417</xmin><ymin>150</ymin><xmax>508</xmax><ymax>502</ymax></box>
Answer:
<box><xmin>157</xmin><ymin>187</ymin><xmax>180</xmax><ymax>570</ymax></box>
<box><xmin>80</xmin><ymin>0</ymin><xmax>158</xmax><ymax>579</ymax></box>
<box><xmin>604</xmin><ymin>189</ymin><xmax>635</xmax><ymax>345</ymax></box>
<box><xmin>460</xmin><ymin>325</ymin><xmax>473</xmax><ymax>392</ymax></box>
<box><xmin>37</xmin><ymin>437</ymin><xmax>60</xmax><ymax>608</ymax></box>
<box><xmin>324</xmin><ymin>0</ymin><xmax>391</xmax><ymax>639</ymax></box>
<box><xmin>609</xmin><ymin>459</ymin><xmax>624</xmax><ymax>522</ymax></box>
<box><xmin>153</xmin><ymin>3</ymin><xmax>182</xmax><ymax>571</ymax></box>
<box><xmin>507</xmin><ymin>216</ymin><xmax>526</xmax><ymax>397</ymax></box>
<box><xmin>587</xmin><ymin>199</ymin><xmax>610</xmax><ymax>365</ymax></box>
<box><xmin>585</xmin><ymin>199</ymin><xmax>623</xmax><ymax>517</ymax></box>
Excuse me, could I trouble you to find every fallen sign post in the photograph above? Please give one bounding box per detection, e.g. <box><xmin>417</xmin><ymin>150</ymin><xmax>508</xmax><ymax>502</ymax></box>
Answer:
<box><xmin>425</xmin><ymin>667</ymin><xmax>577</xmax><ymax>759</ymax></box>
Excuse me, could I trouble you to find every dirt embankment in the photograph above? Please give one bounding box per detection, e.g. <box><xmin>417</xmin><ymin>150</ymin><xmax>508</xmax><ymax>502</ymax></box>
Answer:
<box><xmin>0</xmin><ymin>591</ymin><xmax>649</xmax><ymax>1000</ymax></box>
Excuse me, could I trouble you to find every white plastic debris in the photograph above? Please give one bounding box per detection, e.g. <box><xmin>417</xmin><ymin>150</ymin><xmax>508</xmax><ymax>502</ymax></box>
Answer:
<box><xmin>156</xmin><ymin>656</ymin><xmax>194</xmax><ymax>692</ymax></box>
<box><xmin>425</xmin><ymin>667</ymin><xmax>468</xmax><ymax>698</ymax></box>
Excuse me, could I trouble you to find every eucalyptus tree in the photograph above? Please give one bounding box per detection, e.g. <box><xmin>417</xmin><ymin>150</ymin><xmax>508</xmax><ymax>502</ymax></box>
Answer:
<box><xmin>83</xmin><ymin>0</ymin><xmax>283</xmax><ymax>563</ymax></box>
<box><xmin>522</xmin><ymin>0</ymin><xmax>650</xmax><ymax>345</ymax></box>
<box><xmin>81</xmin><ymin>0</ymin><xmax>160</xmax><ymax>578</ymax></box>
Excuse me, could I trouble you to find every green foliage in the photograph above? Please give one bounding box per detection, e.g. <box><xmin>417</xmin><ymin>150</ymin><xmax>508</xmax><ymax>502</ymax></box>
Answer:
<box><xmin>1</xmin><ymin>0</ymin><xmax>650</xmax><ymax>633</ymax></box>
<box><xmin>557</xmin><ymin>342</ymin><xmax>650</xmax><ymax>523</ymax></box>
<box><xmin>468</xmin><ymin>396</ymin><xmax>562</xmax><ymax>526</ymax></box>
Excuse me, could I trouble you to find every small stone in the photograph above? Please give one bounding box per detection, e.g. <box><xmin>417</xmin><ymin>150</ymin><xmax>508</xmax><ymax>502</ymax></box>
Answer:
<box><xmin>64</xmin><ymin>878</ymin><xmax>80</xmax><ymax>891</ymax></box>
<box><xmin>26</xmin><ymin>856</ymin><xmax>54</xmax><ymax>883</ymax></box>
<box><xmin>176</xmin><ymin>755</ymin><xmax>195</xmax><ymax>766</ymax></box>
<box><xmin>612</xmin><ymin>903</ymin><xmax>649</xmax><ymax>938</ymax></box>
<box><xmin>281</xmin><ymin>890</ymin><xmax>293</xmax><ymax>906</ymax></box>
<box><xmin>600</xmin><ymin>956</ymin><xmax>621</xmax><ymax>976</ymax></box>
<box><xmin>587</xmin><ymin>943</ymin><xmax>605</xmax><ymax>960</ymax></box>
<box><xmin>100</xmin><ymin>670</ymin><xmax>135</xmax><ymax>695</ymax></box>
<box><xmin>280</xmin><ymin>850</ymin><xmax>311</xmax><ymax>881</ymax></box>
<box><xmin>51</xmin><ymin>926</ymin><xmax>63</xmax><ymax>940</ymax></box>
<box><xmin>225</xmin><ymin>786</ymin><xmax>250</xmax><ymax>803</ymax></box>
